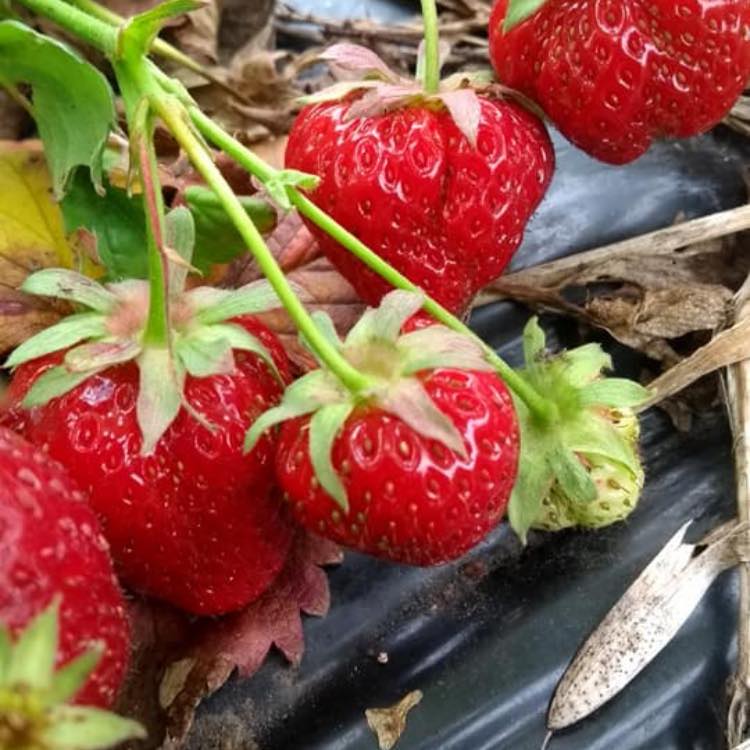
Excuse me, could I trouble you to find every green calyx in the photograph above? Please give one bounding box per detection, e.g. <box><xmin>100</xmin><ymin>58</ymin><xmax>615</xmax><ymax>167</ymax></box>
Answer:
<box><xmin>534</xmin><ymin>409</ymin><xmax>645</xmax><ymax>531</ymax></box>
<box><xmin>6</xmin><ymin>211</ymin><xmax>284</xmax><ymax>455</ymax></box>
<box><xmin>0</xmin><ymin>601</ymin><xmax>144</xmax><ymax>750</ymax></box>
<box><xmin>502</xmin><ymin>0</ymin><xmax>548</xmax><ymax>32</ymax></box>
<box><xmin>246</xmin><ymin>290</ymin><xmax>495</xmax><ymax>511</ymax></box>
<box><xmin>300</xmin><ymin>43</ymin><xmax>494</xmax><ymax>147</ymax></box>
<box><xmin>508</xmin><ymin>319</ymin><xmax>650</xmax><ymax>542</ymax></box>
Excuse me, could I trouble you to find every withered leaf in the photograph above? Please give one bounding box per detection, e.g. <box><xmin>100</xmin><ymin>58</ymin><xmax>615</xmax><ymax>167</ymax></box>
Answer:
<box><xmin>366</xmin><ymin>690</ymin><xmax>424</xmax><ymax>750</ymax></box>
<box><xmin>487</xmin><ymin>206</ymin><xmax>750</xmax><ymax>367</ymax></box>
<box><xmin>548</xmin><ymin>521</ymin><xmax>747</xmax><ymax>733</ymax></box>
<box><xmin>0</xmin><ymin>141</ymin><xmax>100</xmax><ymax>355</ymax></box>
<box><xmin>118</xmin><ymin>533</ymin><xmax>342</xmax><ymax>750</ymax></box>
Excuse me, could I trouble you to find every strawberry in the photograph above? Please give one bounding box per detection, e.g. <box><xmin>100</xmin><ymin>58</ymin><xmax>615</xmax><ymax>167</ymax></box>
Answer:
<box><xmin>248</xmin><ymin>291</ymin><xmax>520</xmax><ymax>566</ymax></box>
<box><xmin>2</xmin><ymin>250</ymin><xmax>297</xmax><ymax>616</ymax></box>
<box><xmin>0</xmin><ymin>426</ymin><xmax>130</xmax><ymax>710</ymax></box>
<box><xmin>489</xmin><ymin>0</ymin><xmax>750</xmax><ymax>164</ymax></box>
<box><xmin>3</xmin><ymin>313</ymin><xmax>294</xmax><ymax>616</ymax></box>
<box><xmin>285</xmin><ymin>44</ymin><xmax>554</xmax><ymax>316</ymax></box>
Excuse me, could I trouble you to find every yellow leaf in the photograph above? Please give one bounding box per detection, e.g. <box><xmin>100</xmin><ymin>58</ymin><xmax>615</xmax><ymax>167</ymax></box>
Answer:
<box><xmin>0</xmin><ymin>140</ymin><xmax>97</xmax><ymax>354</ymax></box>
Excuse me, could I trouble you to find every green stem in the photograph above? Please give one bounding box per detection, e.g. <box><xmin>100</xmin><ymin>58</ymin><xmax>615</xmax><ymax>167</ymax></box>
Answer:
<box><xmin>152</xmin><ymin>98</ymin><xmax>373</xmax><ymax>395</ymax></box>
<box><xmin>114</xmin><ymin>59</ymin><xmax>170</xmax><ymax>346</ymax></box>
<box><xmin>14</xmin><ymin>0</ymin><xmax>117</xmax><ymax>54</ymax></box>
<box><xmin>419</xmin><ymin>0</ymin><xmax>441</xmax><ymax>95</ymax></box>
<box><xmin>65</xmin><ymin>0</ymin><xmax>243</xmax><ymax>99</ymax></box>
<box><xmin>190</xmin><ymin>108</ymin><xmax>557</xmax><ymax>423</ymax></box>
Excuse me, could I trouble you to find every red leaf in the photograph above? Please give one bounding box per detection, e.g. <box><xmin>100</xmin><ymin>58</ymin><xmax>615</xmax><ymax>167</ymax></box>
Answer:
<box><xmin>117</xmin><ymin>533</ymin><xmax>342</xmax><ymax>749</ymax></box>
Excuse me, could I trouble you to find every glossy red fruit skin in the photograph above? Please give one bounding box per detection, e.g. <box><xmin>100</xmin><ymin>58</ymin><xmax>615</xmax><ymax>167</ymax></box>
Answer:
<box><xmin>2</xmin><ymin>316</ymin><xmax>295</xmax><ymax>616</ymax></box>
<box><xmin>489</xmin><ymin>0</ymin><xmax>750</xmax><ymax>164</ymax></box>
<box><xmin>276</xmin><ymin>369</ymin><xmax>519</xmax><ymax>566</ymax></box>
<box><xmin>285</xmin><ymin>98</ymin><xmax>554</xmax><ymax>316</ymax></box>
<box><xmin>0</xmin><ymin>427</ymin><xmax>129</xmax><ymax>708</ymax></box>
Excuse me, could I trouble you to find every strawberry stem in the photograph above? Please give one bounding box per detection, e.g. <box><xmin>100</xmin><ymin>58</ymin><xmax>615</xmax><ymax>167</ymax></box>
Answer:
<box><xmin>13</xmin><ymin>0</ymin><xmax>117</xmax><ymax>54</ymax></box>
<box><xmin>420</xmin><ymin>0</ymin><xmax>441</xmax><ymax>95</ymax></box>
<box><xmin>150</xmin><ymin>96</ymin><xmax>374</xmax><ymax>395</ymax></box>
<box><xmin>65</xmin><ymin>0</ymin><xmax>244</xmax><ymax>102</ymax></box>
<box><xmin>188</xmin><ymin>108</ymin><xmax>558</xmax><ymax>424</ymax></box>
<box><xmin>114</xmin><ymin>57</ymin><xmax>171</xmax><ymax>347</ymax></box>
<box><xmin>12</xmin><ymin>0</ymin><xmax>556</xmax><ymax>422</ymax></box>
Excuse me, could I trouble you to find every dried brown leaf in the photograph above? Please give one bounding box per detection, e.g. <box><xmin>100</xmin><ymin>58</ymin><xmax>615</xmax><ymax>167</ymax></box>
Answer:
<box><xmin>169</xmin><ymin>0</ymin><xmax>220</xmax><ymax>64</ymax></box>
<box><xmin>118</xmin><ymin>533</ymin><xmax>342</xmax><ymax>750</ymax></box>
<box><xmin>366</xmin><ymin>690</ymin><xmax>424</xmax><ymax>750</ymax></box>
<box><xmin>548</xmin><ymin>521</ymin><xmax>748</xmax><ymax>733</ymax></box>
<box><xmin>485</xmin><ymin>206</ymin><xmax>750</xmax><ymax>379</ymax></box>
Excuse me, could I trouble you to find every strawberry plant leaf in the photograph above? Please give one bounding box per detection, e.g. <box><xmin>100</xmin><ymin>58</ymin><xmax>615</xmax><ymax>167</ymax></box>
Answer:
<box><xmin>118</xmin><ymin>0</ymin><xmax>201</xmax><ymax>61</ymax></box>
<box><xmin>438</xmin><ymin>89</ymin><xmax>482</xmax><ymax>148</ymax></box>
<box><xmin>310</xmin><ymin>403</ymin><xmax>354</xmax><ymax>510</ymax></box>
<box><xmin>22</xmin><ymin>269</ymin><xmax>117</xmax><ymax>313</ymax></box>
<box><xmin>45</xmin><ymin>649</ymin><xmax>101</xmax><ymax>707</ymax></box>
<box><xmin>503</xmin><ymin>0</ymin><xmax>547</xmax><ymax>32</ymax></box>
<box><xmin>136</xmin><ymin>347</ymin><xmax>185</xmax><ymax>455</ymax></box>
<box><xmin>6</xmin><ymin>600</ymin><xmax>58</xmax><ymax>689</ymax></box>
<box><xmin>65</xmin><ymin>340</ymin><xmax>142</xmax><ymax>372</ymax></box>
<box><xmin>185</xmin><ymin>186</ymin><xmax>276</xmax><ymax>272</ymax></box>
<box><xmin>578</xmin><ymin>378</ymin><xmax>651</xmax><ymax>409</ymax></box>
<box><xmin>191</xmin><ymin>280</ymin><xmax>282</xmax><ymax>323</ymax></box>
<box><xmin>0</xmin><ymin>21</ymin><xmax>116</xmax><ymax>196</ymax></box>
<box><xmin>548</xmin><ymin>445</ymin><xmax>598</xmax><ymax>505</ymax></box>
<box><xmin>61</xmin><ymin>169</ymin><xmax>148</xmax><ymax>281</ymax></box>
<box><xmin>22</xmin><ymin>365</ymin><xmax>107</xmax><ymax>408</ymax></box>
<box><xmin>116</xmin><ymin>534</ymin><xmax>342</xmax><ymax>749</ymax></box>
<box><xmin>5</xmin><ymin>313</ymin><xmax>107</xmax><ymax>369</ymax></box>
<box><xmin>41</xmin><ymin>706</ymin><xmax>146</xmax><ymax>749</ymax></box>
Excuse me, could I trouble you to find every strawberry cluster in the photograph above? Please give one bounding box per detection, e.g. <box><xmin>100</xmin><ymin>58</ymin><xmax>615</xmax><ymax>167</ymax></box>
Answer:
<box><xmin>1</xmin><ymin>0</ymin><xmax>747</xmax><ymax>744</ymax></box>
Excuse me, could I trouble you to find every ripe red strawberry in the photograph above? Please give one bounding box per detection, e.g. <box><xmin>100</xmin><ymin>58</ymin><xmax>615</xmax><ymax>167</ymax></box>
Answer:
<box><xmin>3</xmin><ymin>313</ymin><xmax>295</xmax><ymax>616</ymax></box>
<box><xmin>0</xmin><ymin>426</ymin><xmax>130</xmax><ymax>708</ymax></box>
<box><xmin>489</xmin><ymin>0</ymin><xmax>750</xmax><ymax>164</ymax></box>
<box><xmin>285</xmin><ymin>46</ymin><xmax>554</xmax><ymax>316</ymax></box>
<box><xmin>276</xmin><ymin>368</ymin><xmax>519</xmax><ymax>565</ymax></box>
<box><xmin>248</xmin><ymin>290</ymin><xmax>520</xmax><ymax>566</ymax></box>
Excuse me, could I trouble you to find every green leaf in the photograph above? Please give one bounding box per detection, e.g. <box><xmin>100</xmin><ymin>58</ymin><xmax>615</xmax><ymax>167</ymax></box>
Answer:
<box><xmin>578</xmin><ymin>378</ymin><xmax>651</xmax><ymax>409</ymax></box>
<box><xmin>380</xmin><ymin>378</ymin><xmax>466</xmax><ymax>458</ymax></box>
<box><xmin>548</xmin><ymin>445</ymin><xmax>597</xmax><ymax>505</ymax></box>
<box><xmin>136</xmin><ymin>347</ymin><xmax>184</xmax><ymax>454</ymax></box>
<box><xmin>346</xmin><ymin>290</ymin><xmax>424</xmax><ymax>348</ymax></box>
<box><xmin>118</xmin><ymin>0</ymin><xmax>201</xmax><ymax>61</ymax></box>
<box><xmin>5</xmin><ymin>313</ymin><xmax>107</xmax><ymax>369</ymax></box>
<box><xmin>560</xmin><ymin>343</ymin><xmax>612</xmax><ymax>387</ymax></box>
<box><xmin>522</xmin><ymin>316</ymin><xmax>546</xmax><ymax>381</ymax></box>
<box><xmin>245</xmin><ymin>370</ymin><xmax>345</xmax><ymax>453</ymax></box>
<box><xmin>207</xmin><ymin>323</ymin><xmax>279</xmax><ymax>378</ymax></box>
<box><xmin>23</xmin><ymin>365</ymin><xmax>105</xmax><ymax>408</ymax></box>
<box><xmin>185</xmin><ymin>186</ymin><xmax>276</xmax><ymax>272</ymax></box>
<box><xmin>399</xmin><ymin>327</ymin><xmax>491</xmax><ymax>376</ymax></box>
<box><xmin>503</xmin><ymin>0</ymin><xmax>547</xmax><ymax>31</ymax></box>
<box><xmin>310</xmin><ymin>311</ymin><xmax>343</xmax><ymax>350</ymax></box>
<box><xmin>165</xmin><ymin>206</ymin><xmax>196</xmax><ymax>295</ymax></box>
<box><xmin>176</xmin><ymin>332</ymin><xmax>234</xmax><ymax>378</ymax></box>
<box><xmin>265</xmin><ymin>169</ymin><xmax>321</xmax><ymax>211</ymax></box>
<box><xmin>64</xmin><ymin>340</ymin><xmax>141</xmax><ymax>373</ymax></box>
<box><xmin>41</xmin><ymin>706</ymin><xmax>146</xmax><ymax>749</ymax></box>
<box><xmin>508</xmin><ymin>441</ymin><xmax>554</xmax><ymax>544</ymax></box>
<box><xmin>563</xmin><ymin>412</ymin><xmax>641</xmax><ymax>475</ymax></box>
<box><xmin>191</xmin><ymin>280</ymin><xmax>282</xmax><ymax>324</ymax></box>
<box><xmin>44</xmin><ymin>648</ymin><xmax>101</xmax><ymax>707</ymax></box>
<box><xmin>22</xmin><ymin>269</ymin><xmax>117</xmax><ymax>313</ymax></box>
<box><xmin>7</xmin><ymin>600</ymin><xmax>59</xmax><ymax>690</ymax></box>
<box><xmin>309</xmin><ymin>403</ymin><xmax>353</xmax><ymax>511</ymax></box>
<box><xmin>0</xmin><ymin>21</ymin><xmax>116</xmax><ymax>196</ymax></box>
<box><xmin>61</xmin><ymin>169</ymin><xmax>148</xmax><ymax>281</ymax></box>
<box><xmin>0</xmin><ymin>627</ymin><xmax>11</xmax><ymax>685</ymax></box>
